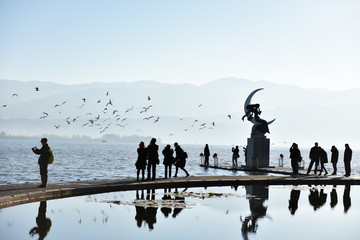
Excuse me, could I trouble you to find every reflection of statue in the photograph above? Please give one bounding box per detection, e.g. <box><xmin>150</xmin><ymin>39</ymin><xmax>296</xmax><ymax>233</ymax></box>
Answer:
<box><xmin>29</xmin><ymin>201</ymin><xmax>52</xmax><ymax>240</ymax></box>
<box><xmin>288</xmin><ymin>187</ymin><xmax>301</xmax><ymax>215</ymax></box>
<box><xmin>343</xmin><ymin>185</ymin><xmax>351</xmax><ymax>213</ymax></box>
<box><xmin>242</xmin><ymin>89</ymin><xmax>275</xmax><ymax>136</ymax></box>
<box><xmin>240</xmin><ymin>185</ymin><xmax>269</xmax><ymax>240</ymax></box>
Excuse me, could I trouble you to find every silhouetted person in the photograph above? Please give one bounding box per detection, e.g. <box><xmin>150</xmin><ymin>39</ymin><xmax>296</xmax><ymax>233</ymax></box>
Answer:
<box><xmin>29</xmin><ymin>201</ymin><xmax>52</xmax><ymax>240</ymax></box>
<box><xmin>242</xmin><ymin>103</ymin><xmax>270</xmax><ymax>134</ymax></box>
<box><xmin>289</xmin><ymin>143</ymin><xmax>301</xmax><ymax>176</ymax></box>
<box><xmin>306</xmin><ymin>142</ymin><xmax>320</xmax><ymax>175</ymax></box>
<box><xmin>330</xmin><ymin>186</ymin><xmax>338</xmax><ymax>208</ymax></box>
<box><xmin>288</xmin><ymin>187</ymin><xmax>301</xmax><ymax>215</ymax></box>
<box><xmin>173</xmin><ymin>142</ymin><xmax>189</xmax><ymax>177</ymax></box>
<box><xmin>135</xmin><ymin>190</ymin><xmax>146</xmax><ymax>228</ymax></box>
<box><xmin>343</xmin><ymin>143</ymin><xmax>352</xmax><ymax>177</ymax></box>
<box><xmin>204</xmin><ymin>144</ymin><xmax>210</xmax><ymax>165</ymax></box>
<box><xmin>162</xmin><ymin>144</ymin><xmax>174</xmax><ymax>178</ymax></box>
<box><xmin>135</xmin><ymin>141</ymin><xmax>147</xmax><ymax>181</ymax></box>
<box><xmin>308</xmin><ymin>186</ymin><xmax>327</xmax><ymax>211</ymax></box>
<box><xmin>147</xmin><ymin>138</ymin><xmax>159</xmax><ymax>180</ymax></box>
<box><xmin>330</xmin><ymin>146</ymin><xmax>339</xmax><ymax>175</ymax></box>
<box><xmin>172</xmin><ymin>188</ymin><xmax>186</xmax><ymax>218</ymax></box>
<box><xmin>343</xmin><ymin>185</ymin><xmax>351</xmax><ymax>213</ymax></box>
<box><xmin>31</xmin><ymin>138</ymin><xmax>51</xmax><ymax>188</ymax></box>
<box><xmin>318</xmin><ymin>147</ymin><xmax>328</xmax><ymax>176</ymax></box>
<box><xmin>232</xmin><ymin>145</ymin><xmax>240</xmax><ymax>167</ymax></box>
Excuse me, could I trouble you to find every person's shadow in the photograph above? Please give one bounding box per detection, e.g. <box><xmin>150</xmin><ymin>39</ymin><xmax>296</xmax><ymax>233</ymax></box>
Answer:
<box><xmin>29</xmin><ymin>201</ymin><xmax>52</xmax><ymax>240</ymax></box>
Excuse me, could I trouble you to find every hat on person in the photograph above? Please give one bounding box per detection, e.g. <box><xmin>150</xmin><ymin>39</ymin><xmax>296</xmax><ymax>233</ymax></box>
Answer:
<box><xmin>40</xmin><ymin>138</ymin><xmax>48</xmax><ymax>143</ymax></box>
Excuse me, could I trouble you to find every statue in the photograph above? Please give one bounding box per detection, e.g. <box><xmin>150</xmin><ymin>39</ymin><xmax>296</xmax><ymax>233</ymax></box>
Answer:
<box><xmin>242</xmin><ymin>88</ymin><xmax>275</xmax><ymax>136</ymax></box>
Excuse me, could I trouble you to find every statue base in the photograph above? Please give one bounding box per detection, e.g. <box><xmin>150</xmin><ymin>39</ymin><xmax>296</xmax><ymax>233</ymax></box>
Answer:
<box><xmin>246</xmin><ymin>135</ymin><xmax>270</xmax><ymax>169</ymax></box>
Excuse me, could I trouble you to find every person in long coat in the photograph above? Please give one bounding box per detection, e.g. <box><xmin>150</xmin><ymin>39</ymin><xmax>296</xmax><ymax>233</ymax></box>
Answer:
<box><xmin>162</xmin><ymin>144</ymin><xmax>174</xmax><ymax>178</ymax></box>
<box><xmin>204</xmin><ymin>144</ymin><xmax>210</xmax><ymax>165</ymax></box>
<box><xmin>135</xmin><ymin>141</ymin><xmax>147</xmax><ymax>181</ymax></box>
<box><xmin>318</xmin><ymin>147</ymin><xmax>328</xmax><ymax>176</ymax></box>
<box><xmin>147</xmin><ymin>138</ymin><xmax>159</xmax><ymax>180</ymax></box>
<box><xmin>289</xmin><ymin>143</ymin><xmax>301</xmax><ymax>176</ymax></box>
<box><xmin>330</xmin><ymin>146</ymin><xmax>339</xmax><ymax>175</ymax></box>
<box><xmin>344</xmin><ymin>144</ymin><xmax>352</xmax><ymax>177</ymax></box>
<box><xmin>173</xmin><ymin>142</ymin><xmax>189</xmax><ymax>178</ymax></box>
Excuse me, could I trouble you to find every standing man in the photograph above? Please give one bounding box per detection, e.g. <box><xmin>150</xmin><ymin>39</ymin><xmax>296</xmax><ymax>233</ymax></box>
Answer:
<box><xmin>147</xmin><ymin>138</ymin><xmax>159</xmax><ymax>180</ymax></box>
<box><xmin>204</xmin><ymin>144</ymin><xmax>210</xmax><ymax>166</ymax></box>
<box><xmin>344</xmin><ymin>143</ymin><xmax>352</xmax><ymax>177</ymax></box>
<box><xmin>32</xmin><ymin>138</ymin><xmax>51</xmax><ymax>188</ymax></box>
<box><xmin>289</xmin><ymin>143</ymin><xmax>301</xmax><ymax>176</ymax></box>
<box><xmin>330</xmin><ymin>146</ymin><xmax>339</xmax><ymax>175</ymax></box>
<box><xmin>306</xmin><ymin>142</ymin><xmax>320</xmax><ymax>175</ymax></box>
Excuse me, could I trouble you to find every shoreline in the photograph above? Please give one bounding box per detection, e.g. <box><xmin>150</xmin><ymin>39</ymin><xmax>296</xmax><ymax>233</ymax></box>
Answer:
<box><xmin>1</xmin><ymin>174</ymin><xmax>360</xmax><ymax>209</ymax></box>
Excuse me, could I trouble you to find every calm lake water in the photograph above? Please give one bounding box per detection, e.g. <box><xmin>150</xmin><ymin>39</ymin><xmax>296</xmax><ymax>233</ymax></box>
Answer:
<box><xmin>1</xmin><ymin>185</ymin><xmax>359</xmax><ymax>240</ymax></box>
<box><xmin>0</xmin><ymin>139</ymin><xmax>359</xmax><ymax>185</ymax></box>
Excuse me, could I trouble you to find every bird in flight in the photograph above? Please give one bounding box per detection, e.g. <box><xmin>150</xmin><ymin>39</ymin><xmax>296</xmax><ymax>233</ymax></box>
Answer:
<box><xmin>12</xmin><ymin>94</ymin><xmax>19</xmax><ymax>97</ymax></box>
<box><xmin>54</xmin><ymin>125</ymin><xmax>60</xmax><ymax>129</ymax></box>
<box><xmin>228</xmin><ymin>114</ymin><xmax>231</xmax><ymax>119</ymax></box>
<box><xmin>148</xmin><ymin>96</ymin><xmax>151</xmax><ymax>101</ymax></box>
<box><xmin>35</xmin><ymin>87</ymin><xmax>39</xmax><ymax>91</ymax></box>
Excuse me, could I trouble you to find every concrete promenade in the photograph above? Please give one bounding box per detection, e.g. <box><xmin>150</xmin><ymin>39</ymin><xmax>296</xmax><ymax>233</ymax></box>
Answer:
<box><xmin>1</xmin><ymin>173</ymin><xmax>360</xmax><ymax>209</ymax></box>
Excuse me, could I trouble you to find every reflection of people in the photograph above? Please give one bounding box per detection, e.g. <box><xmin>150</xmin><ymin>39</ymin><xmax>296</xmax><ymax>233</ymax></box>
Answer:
<box><xmin>145</xmin><ymin>189</ymin><xmax>157</xmax><ymax>230</ymax></box>
<box><xmin>232</xmin><ymin>146</ymin><xmax>240</xmax><ymax>168</ymax></box>
<box><xmin>31</xmin><ymin>138</ymin><xmax>51</xmax><ymax>188</ymax></box>
<box><xmin>161</xmin><ymin>188</ymin><xmax>172</xmax><ymax>217</ymax></box>
<box><xmin>330</xmin><ymin>185</ymin><xmax>338</xmax><ymax>208</ymax></box>
<box><xmin>318</xmin><ymin>147</ymin><xmax>328</xmax><ymax>176</ymax></box>
<box><xmin>147</xmin><ymin>138</ymin><xmax>159</xmax><ymax>180</ymax></box>
<box><xmin>162</xmin><ymin>145</ymin><xmax>174</xmax><ymax>178</ymax></box>
<box><xmin>344</xmin><ymin>144</ymin><xmax>352</xmax><ymax>177</ymax></box>
<box><xmin>288</xmin><ymin>187</ymin><xmax>301</xmax><ymax>215</ymax></box>
<box><xmin>135</xmin><ymin>190</ymin><xmax>146</xmax><ymax>227</ymax></box>
<box><xmin>330</xmin><ymin>146</ymin><xmax>339</xmax><ymax>175</ymax></box>
<box><xmin>289</xmin><ymin>143</ymin><xmax>301</xmax><ymax>176</ymax></box>
<box><xmin>306</xmin><ymin>142</ymin><xmax>320</xmax><ymax>175</ymax></box>
<box><xmin>343</xmin><ymin>185</ymin><xmax>351</xmax><ymax>213</ymax></box>
<box><xmin>173</xmin><ymin>142</ymin><xmax>189</xmax><ymax>178</ymax></box>
<box><xmin>29</xmin><ymin>201</ymin><xmax>52</xmax><ymax>240</ymax></box>
<box><xmin>204</xmin><ymin>144</ymin><xmax>210</xmax><ymax>165</ymax></box>
<box><xmin>135</xmin><ymin>142</ymin><xmax>147</xmax><ymax>181</ymax></box>
<box><xmin>308</xmin><ymin>186</ymin><xmax>327</xmax><ymax>211</ymax></box>
<box><xmin>172</xmin><ymin>188</ymin><xmax>186</xmax><ymax>218</ymax></box>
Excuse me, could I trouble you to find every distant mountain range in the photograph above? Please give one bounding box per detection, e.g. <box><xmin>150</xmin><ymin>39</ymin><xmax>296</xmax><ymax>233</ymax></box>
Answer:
<box><xmin>1</xmin><ymin>78</ymin><xmax>359</xmax><ymax>148</ymax></box>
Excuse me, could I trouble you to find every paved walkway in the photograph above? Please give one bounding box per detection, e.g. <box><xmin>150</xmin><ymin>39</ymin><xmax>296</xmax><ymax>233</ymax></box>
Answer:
<box><xmin>1</xmin><ymin>174</ymin><xmax>359</xmax><ymax>209</ymax></box>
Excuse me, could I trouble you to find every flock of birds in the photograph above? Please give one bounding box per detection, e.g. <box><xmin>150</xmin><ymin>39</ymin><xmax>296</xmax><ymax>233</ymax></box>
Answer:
<box><xmin>2</xmin><ymin>86</ymin><xmax>235</xmax><ymax>137</ymax></box>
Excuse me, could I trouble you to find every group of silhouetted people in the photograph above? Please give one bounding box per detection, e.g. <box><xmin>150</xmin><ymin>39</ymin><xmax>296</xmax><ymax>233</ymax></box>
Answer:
<box><xmin>305</xmin><ymin>142</ymin><xmax>352</xmax><ymax>177</ymax></box>
<box><xmin>288</xmin><ymin>142</ymin><xmax>353</xmax><ymax>177</ymax></box>
<box><xmin>135</xmin><ymin>138</ymin><xmax>189</xmax><ymax>181</ymax></box>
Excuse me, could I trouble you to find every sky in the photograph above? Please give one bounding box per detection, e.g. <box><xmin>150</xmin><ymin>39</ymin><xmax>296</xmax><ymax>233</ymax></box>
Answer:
<box><xmin>1</xmin><ymin>0</ymin><xmax>359</xmax><ymax>90</ymax></box>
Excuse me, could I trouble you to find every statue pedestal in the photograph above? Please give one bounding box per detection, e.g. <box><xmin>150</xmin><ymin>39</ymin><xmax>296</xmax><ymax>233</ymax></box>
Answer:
<box><xmin>246</xmin><ymin>135</ymin><xmax>270</xmax><ymax>169</ymax></box>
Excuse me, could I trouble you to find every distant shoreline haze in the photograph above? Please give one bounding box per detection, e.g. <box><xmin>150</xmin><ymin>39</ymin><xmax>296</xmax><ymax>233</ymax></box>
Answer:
<box><xmin>1</xmin><ymin>78</ymin><xmax>359</xmax><ymax>147</ymax></box>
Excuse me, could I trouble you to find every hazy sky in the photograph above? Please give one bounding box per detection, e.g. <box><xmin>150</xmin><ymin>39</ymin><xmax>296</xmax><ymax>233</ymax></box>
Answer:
<box><xmin>1</xmin><ymin>0</ymin><xmax>359</xmax><ymax>90</ymax></box>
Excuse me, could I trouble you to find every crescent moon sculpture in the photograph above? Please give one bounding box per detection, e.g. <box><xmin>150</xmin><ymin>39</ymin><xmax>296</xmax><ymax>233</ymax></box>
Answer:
<box><xmin>243</xmin><ymin>88</ymin><xmax>275</xmax><ymax>135</ymax></box>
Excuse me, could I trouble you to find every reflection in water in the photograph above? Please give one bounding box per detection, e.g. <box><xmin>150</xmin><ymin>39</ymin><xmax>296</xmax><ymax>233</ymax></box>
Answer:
<box><xmin>343</xmin><ymin>185</ymin><xmax>351</xmax><ymax>213</ymax></box>
<box><xmin>134</xmin><ymin>189</ymin><xmax>158</xmax><ymax>230</ymax></box>
<box><xmin>308</xmin><ymin>186</ymin><xmax>327</xmax><ymax>211</ymax></box>
<box><xmin>161</xmin><ymin>188</ymin><xmax>172</xmax><ymax>218</ymax></box>
<box><xmin>288</xmin><ymin>186</ymin><xmax>301</xmax><ymax>215</ymax></box>
<box><xmin>330</xmin><ymin>185</ymin><xmax>338</xmax><ymax>208</ymax></box>
<box><xmin>240</xmin><ymin>185</ymin><xmax>269</xmax><ymax>240</ymax></box>
<box><xmin>29</xmin><ymin>201</ymin><xmax>52</xmax><ymax>240</ymax></box>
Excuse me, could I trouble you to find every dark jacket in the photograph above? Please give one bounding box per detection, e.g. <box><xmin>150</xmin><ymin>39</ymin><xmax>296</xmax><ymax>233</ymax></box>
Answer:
<box><xmin>147</xmin><ymin>143</ymin><xmax>159</xmax><ymax>164</ymax></box>
<box><xmin>162</xmin><ymin>147</ymin><xmax>174</xmax><ymax>165</ymax></box>
<box><xmin>309</xmin><ymin>146</ymin><xmax>319</xmax><ymax>160</ymax></box>
<box><xmin>320</xmin><ymin>149</ymin><xmax>328</xmax><ymax>163</ymax></box>
<box><xmin>290</xmin><ymin>147</ymin><xmax>301</xmax><ymax>162</ymax></box>
<box><xmin>33</xmin><ymin>145</ymin><xmax>51</xmax><ymax>165</ymax></box>
<box><xmin>344</xmin><ymin>148</ymin><xmax>352</xmax><ymax>162</ymax></box>
<box><xmin>136</xmin><ymin>147</ymin><xmax>148</xmax><ymax>170</ymax></box>
<box><xmin>331</xmin><ymin>147</ymin><xmax>339</xmax><ymax>163</ymax></box>
<box><xmin>175</xmin><ymin>146</ymin><xmax>186</xmax><ymax>168</ymax></box>
<box><xmin>204</xmin><ymin>146</ymin><xmax>210</xmax><ymax>157</ymax></box>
